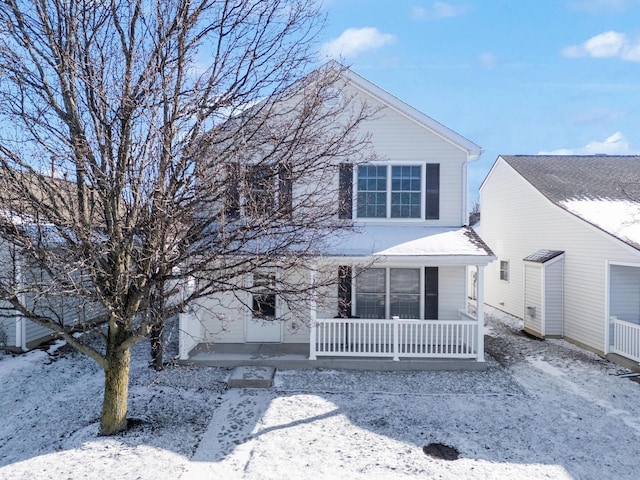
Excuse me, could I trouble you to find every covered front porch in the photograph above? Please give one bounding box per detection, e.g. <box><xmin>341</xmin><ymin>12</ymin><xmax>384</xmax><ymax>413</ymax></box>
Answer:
<box><xmin>182</xmin><ymin>331</ymin><xmax>488</xmax><ymax>371</ymax></box>
<box><xmin>178</xmin><ymin>225</ymin><xmax>495</xmax><ymax>368</ymax></box>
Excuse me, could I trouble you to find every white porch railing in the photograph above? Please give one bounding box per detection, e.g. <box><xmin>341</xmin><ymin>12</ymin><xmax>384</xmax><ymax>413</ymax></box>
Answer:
<box><xmin>310</xmin><ymin>317</ymin><xmax>479</xmax><ymax>361</ymax></box>
<box><xmin>610</xmin><ymin>317</ymin><xmax>640</xmax><ymax>363</ymax></box>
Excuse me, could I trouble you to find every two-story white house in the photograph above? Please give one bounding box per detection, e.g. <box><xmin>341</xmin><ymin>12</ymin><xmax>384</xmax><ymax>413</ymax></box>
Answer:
<box><xmin>178</xmin><ymin>65</ymin><xmax>495</xmax><ymax>367</ymax></box>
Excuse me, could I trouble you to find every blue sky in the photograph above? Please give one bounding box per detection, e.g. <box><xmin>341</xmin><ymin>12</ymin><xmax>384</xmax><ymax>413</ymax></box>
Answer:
<box><xmin>317</xmin><ymin>0</ymin><xmax>640</xmax><ymax>203</ymax></box>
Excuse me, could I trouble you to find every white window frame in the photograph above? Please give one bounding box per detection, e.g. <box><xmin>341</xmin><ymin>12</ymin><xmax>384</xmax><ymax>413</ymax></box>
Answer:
<box><xmin>352</xmin><ymin>266</ymin><xmax>423</xmax><ymax>319</ymax></box>
<box><xmin>354</xmin><ymin>163</ymin><xmax>426</xmax><ymax>220</ymax></box>
<box><xmin>500</xmin><ymin>260</ymin><xmax>509</xmax><ymax>282</ymax></box>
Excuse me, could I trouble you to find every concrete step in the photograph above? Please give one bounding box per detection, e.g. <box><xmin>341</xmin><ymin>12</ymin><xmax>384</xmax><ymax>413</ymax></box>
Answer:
<box><xmin>227</xmin><ymin>365</ymin><xmax>276</xmax><ymax>388</ymax></box>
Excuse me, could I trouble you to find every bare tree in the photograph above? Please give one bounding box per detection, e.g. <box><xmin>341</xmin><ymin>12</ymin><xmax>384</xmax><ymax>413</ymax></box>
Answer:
<box><xmin>0</xmin><ymin>0</ymin><xmax>372</xmax><ymax>435</ymax></box>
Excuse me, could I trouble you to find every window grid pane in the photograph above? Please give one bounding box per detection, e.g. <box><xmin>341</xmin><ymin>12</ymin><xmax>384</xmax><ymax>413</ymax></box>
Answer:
<box><xmin>355</xmin><ymin>268</ymin><xmax>386</xmax><ymax>319</ymax></box>
<box><xmin>357</xmin><ymin>166</ymin><xmax>387</xmax><ymax>218</ymax></box>
<box><xmin>390</xmin><ymin>269</ymin><xmax>420</xmax><ymax>318</ymax></box>
<box><xmin>390</xmin><ymin>294</ymin><xmax>420</xmax><ymax>318</ymax></box>
<box><xmin>391</xmin><ymin>166</ymin><xmax>421</xmax><ymax>218</ymax></box>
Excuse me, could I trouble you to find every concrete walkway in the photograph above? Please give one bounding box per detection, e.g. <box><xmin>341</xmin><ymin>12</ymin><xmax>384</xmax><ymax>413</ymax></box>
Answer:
<box><xmin>180</xmin><ymin>389</ymin><xmax>274</xmax><ymax>480</ymax></box>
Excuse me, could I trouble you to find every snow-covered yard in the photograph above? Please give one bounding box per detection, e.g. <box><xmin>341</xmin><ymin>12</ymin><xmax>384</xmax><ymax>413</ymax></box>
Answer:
<box><xmin>1</xmin><ymin>307</ymin><xmax>639</xmax><ymax>479</ymax></box>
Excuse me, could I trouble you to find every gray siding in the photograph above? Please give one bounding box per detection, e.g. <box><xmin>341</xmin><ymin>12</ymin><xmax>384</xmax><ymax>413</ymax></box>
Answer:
<box><xmin>24</xmin><ymin>318</ymin><xmax>51</xmax><ymax>347</ymax></box>
<box><xmin>0</xmin><ymin>316</ymin><xmax>16</xmax><ymax>348</ymax></box>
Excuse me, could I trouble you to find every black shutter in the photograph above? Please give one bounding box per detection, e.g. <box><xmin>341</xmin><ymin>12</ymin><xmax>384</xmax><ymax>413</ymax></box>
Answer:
<box><xmin>424</xmin><ymin>267</ymin><xmax>438</xmax><ymax>319</ymax></box>
<box><xmin>338</xmin><ymin>163</ymin><xmax>353</xmax><ymax>219</ymax></box>
<box><xmin>338</xmin><ymin>265</ymin><xmax>352</xmax><ymax>317</ymax></box>
<box><xmin>425</xmin><ymin>163</ymin><xmax>440</xmax><ymax>220</ymax></box>
<box><xmin>279</xmin><ymin>162</ymin><xmax>293</xmax><ymax>217</ymax></box>
<box><xmin>225</xmin><ymin>163</ymin><xmax>240</xmax><ymax>218</ymax></box>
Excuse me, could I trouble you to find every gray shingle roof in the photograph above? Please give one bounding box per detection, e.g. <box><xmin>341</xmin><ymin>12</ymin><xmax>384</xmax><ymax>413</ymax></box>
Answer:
<box><xmin>501</xmin><ymin>155</ymin><xmax>640</xmax><ymax>203</ymax></box>
<box><xmin>500</xmin><ymin>155</ymin><xmax>640</xmax><ymax>250</ymax></box>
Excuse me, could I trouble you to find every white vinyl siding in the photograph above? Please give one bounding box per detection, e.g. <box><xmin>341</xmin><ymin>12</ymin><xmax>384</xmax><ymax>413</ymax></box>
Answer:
<box><xmin>545</xmin><ymin>259</ymin><xmax>564</xmax><ymax>336</ymax></box>
<box><xmin>438</xmin><ymin>266</ymin><xmax>466</xmax><ymax>320</ymax></box>
<box><xmin>481</xmin><ymin>158</ymin><xmax>640</xmax><ymax>354</ymax></box>
<box><xmin>524</xmin><ymin>264</ymin><xmax>543</xmax><ymax>336</ymax></box>
<box><xmin>338</xmin><ymin>82</ymin><xmax>468</xmax><ymax>226</ymax></box>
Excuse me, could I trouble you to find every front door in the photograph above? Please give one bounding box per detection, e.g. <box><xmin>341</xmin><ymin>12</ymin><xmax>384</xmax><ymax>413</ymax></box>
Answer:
<box><xmin>246</xmin><ymin>274</ymin><xmax>282</xmax><ymax>342</ymax></box>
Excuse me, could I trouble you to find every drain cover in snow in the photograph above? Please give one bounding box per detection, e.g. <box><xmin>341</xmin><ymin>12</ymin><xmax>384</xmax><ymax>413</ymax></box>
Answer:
<box><xmin>422</xmin><ymin>443</ymin><xmax>460</xmax><ymax>461</ymax></box>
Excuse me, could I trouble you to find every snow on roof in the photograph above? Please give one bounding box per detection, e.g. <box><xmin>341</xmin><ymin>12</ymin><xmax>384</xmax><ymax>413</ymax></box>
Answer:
<box><xmin>560</xmin><ymin>198</ymin><xmax>640</xmax><ymax>250</ymax></box>
<box><xmin>498</xmin><ymin>155</ymin><xmax>640</xmax><ymax>251</ymax></box>
<box><xmin>324</xmin><ymin>225</ymin><xmax>494</xmax><ymax>263</ymax></box>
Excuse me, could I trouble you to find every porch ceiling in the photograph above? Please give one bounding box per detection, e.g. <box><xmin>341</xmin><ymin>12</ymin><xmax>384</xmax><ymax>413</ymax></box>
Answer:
<box><xmin>324</xmin><ymin>225</ymin><xmax>495</xmax><ymax>265</ymax></box>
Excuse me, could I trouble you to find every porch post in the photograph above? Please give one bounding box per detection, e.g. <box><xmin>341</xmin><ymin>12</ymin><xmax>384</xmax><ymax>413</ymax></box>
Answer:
<box><xmin>309</xmin><ymin>265</ymin><xmax>317</xmax><ymax>360</ymax></box>
<box><xmin>392</xmin><ymin>316</ymin><xmax>400</xmax><ymax>361</ymax></box>
<box><xmin>476</xmin><ymin>265</ymin><xmax>485</xmax><ymax>362</ymax></box>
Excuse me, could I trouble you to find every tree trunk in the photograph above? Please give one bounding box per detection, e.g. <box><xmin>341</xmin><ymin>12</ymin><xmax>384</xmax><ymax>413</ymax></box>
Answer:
<box><xmin>150</xmin><ymin>321</ymin><xmax>164</xmax><ymax>371</ymax></box>
<box><xmin>149</xmin><ymin>281</ymin><xmax>165</xmax><ymax>371</ymax></box>
<box><xmin>100</xmin><ymin>324</ymin><xmax>131</xmax><ymax>436</ymax></box>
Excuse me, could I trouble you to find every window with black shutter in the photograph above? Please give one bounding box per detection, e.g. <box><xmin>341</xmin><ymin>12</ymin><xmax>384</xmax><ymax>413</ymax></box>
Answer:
<box><xmin>338</xmin><ymin>163</ymin><xmax>353</xmax><ymax>219</ymax></box>
<box><xmin>337</xmin><ymin>265</ymin><xmax>352</xmax><ymax>317</ymax></box>
<box><xmin>278</xmin><ymin>162</ymin><xmax>293</xmax><ymax>217</ymax></box>
<box><xmin>225</xmin><ymin>163</ymin><xmax>240</xmax><ymax>219</ymax></box>
<box><xmin>425</xmin><ymin>163</ymin><xmax>440</xmax><ymax>220</ymax></box>
<box><xmin>424</xmin><ymin>267</ymin><xmax>438</xmax><ymax>319</ymax></box>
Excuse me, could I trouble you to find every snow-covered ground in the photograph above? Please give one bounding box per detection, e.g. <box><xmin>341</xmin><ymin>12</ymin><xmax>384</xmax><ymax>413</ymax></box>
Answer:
<box><xmin>1</xmin><ymin>306</ymin><xmax>639</xmax><ymax>480</ymax></box>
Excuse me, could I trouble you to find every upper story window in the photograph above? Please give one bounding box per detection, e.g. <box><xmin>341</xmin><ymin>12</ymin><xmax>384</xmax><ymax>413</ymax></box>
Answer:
<box><xmin>225</xmin><ymin>162</ymin><xmax>292</xmax><ymax>219</ymax></box>
<box><xmin>356</xmin><ymin>165</ymin><xmax>387</xmax><ymax>218</ymax></box>
<box><xmin>391</xmin><ymin>166</ymin><xmax>421</xmax><ymax>218</ymax></box>
<box><xmin>247</xmin><ymin>165</ymin><xmax>276</xmax><ymax>216</ymax></box>
<box><xmin>340</xmin><ymin>163</ymin><xmax>439</xmax><ymax>220</ymax></box>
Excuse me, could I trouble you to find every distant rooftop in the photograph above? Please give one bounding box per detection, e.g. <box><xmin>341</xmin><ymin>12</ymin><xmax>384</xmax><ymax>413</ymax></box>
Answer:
<box><xmin>500</xmin><ymin>155</ymin><xmax>640</xmax><ymax>250</ymax></box>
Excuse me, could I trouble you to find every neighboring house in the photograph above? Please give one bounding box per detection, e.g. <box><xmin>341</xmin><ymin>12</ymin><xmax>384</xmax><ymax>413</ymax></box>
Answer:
<box><xmin>480</xmin><ymin>155</ymin><xmax>640</xmax><ymax>364</ymax></box>
<box><xmin>0</xmin><ymin>241</ymin><xmax>97</xmax><ymax>352</ymax></box>
<box><xmin>0</xmin><ymin>174</ymin><xmax>101</xmax><ymax>352</ymax></box>
<box><xmin>179</xmin><ymin>66</ymin><xmax>495</xmax><ymax>364</ymax></box>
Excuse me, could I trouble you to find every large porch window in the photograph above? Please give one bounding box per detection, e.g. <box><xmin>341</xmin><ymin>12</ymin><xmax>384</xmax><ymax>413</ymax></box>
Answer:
<box><xmin>349</xmin><ymin>267</ymin><xmax>436</xmax><ymax>319</ymax></box>
<box><xmin>390</xmin><ymin>268</ymin><xmax>420</xmax><ymax>318</ymax></box>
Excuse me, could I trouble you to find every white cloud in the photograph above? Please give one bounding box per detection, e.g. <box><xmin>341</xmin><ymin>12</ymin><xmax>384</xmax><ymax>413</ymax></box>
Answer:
<box><xmin>562</xmin><ymin>31</ymin><xmax>640</xmax><ymax>62</ymax></box>
<box><xmin>477</xmin><ymin>51</ymin><xmax>499</xmax><ymax>69</ymax></box>
<box><xmin>539</xmin><ymin>132</ymin><xmax>639</xmax><ymax>155</ymax></box>
<box><xmin>320</xmin><ymin>27</ymin><xmax>396</xmax><ymax>59</ymax></box>
<box><xmin>411</xmin><ymin>2</ymin><xmax>470</xmax><ymax>20</ymax></box>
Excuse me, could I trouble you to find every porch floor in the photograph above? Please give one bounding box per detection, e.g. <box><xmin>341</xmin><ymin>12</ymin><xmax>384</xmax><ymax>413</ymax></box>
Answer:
<box><xmin>180</xmin><ymin>343</ymin><xmax>487</xmax><ymax>371</ymax></box>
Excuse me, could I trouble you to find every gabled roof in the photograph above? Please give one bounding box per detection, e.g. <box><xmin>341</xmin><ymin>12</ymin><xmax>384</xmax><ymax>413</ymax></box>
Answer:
<box><xmin>499</xmin><ymin>155</ymin><xmax>640</xmax><ymax>251</ymax></box>
<box><xmin>332</xmin><ymin>61</ymin><xmax>482</xmax><ymax>157</ymax></box>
